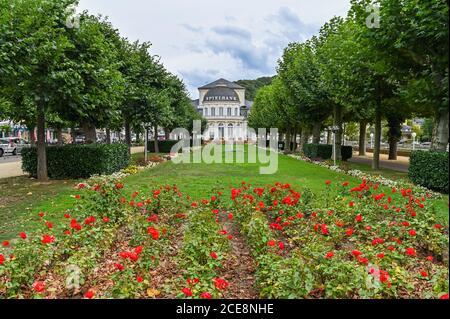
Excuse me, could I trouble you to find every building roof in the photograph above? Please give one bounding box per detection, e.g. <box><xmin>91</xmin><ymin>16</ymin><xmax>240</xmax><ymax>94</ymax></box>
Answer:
<box><xmin>199</xmin><ymin>78</ymin><xmax>245</xmax><ymax>90</ymax></box>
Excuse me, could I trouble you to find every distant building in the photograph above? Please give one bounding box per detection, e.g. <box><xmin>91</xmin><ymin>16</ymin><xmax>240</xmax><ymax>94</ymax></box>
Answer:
<box><xmin>191</xmin><ymin>78</ymin><xmax>254</xmax><ymax>141</ymax></box>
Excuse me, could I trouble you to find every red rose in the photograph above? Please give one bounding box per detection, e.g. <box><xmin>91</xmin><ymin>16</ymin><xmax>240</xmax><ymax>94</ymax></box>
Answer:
<box><xmin>2</xmin><ymin>240</ymin><xmax>9</xmax><ymax>247</ymax></box>
<box><xmin>32</xmin><ymin>281</ymin><xmax>45</xmax><ymax>293</ymax></box>
<box><xmin>326</xmin><ymin>251</ymin><xmax>334</xmax><ymax>259</ymax></box>
<box><xmin>64</xmin><ymin>213</ymin><xmax>71</xmax><ymax>219</ymax></box>
<box><xmin>267</xmin><ymin>240</ymin><xmax>276</xmax><ymax>247</ymax></box>
<box><xmin>346</xmin><ymin>228</ymin><xmax>354</xmax><ymax>236</ymax></box>
<box><xmin>39</xmin><ymin>212</ymin><xmax>45</xmax><ymax>217</ymax></box>
<box><xmin>426</xmin><ymin>256</ymin><xmax>433</xmax><ymax>262</ymax></box>
<box><xmin>102</xmin><ymin>217</ymin><xmax>110</xmax><ymax>223</ymax></box>
<box><xmin>210</xmin><ymin>252</ymin><xmax>218</xmax><ymax>259</ymax></box>
<box><xmin>228</xmin><ymin>213</ymin><xmax>234</xmax><ymax>220</ymax></box>
<box><xmin>0</xmin><ymin>254</ymin><xmax>5</xmax><ymax>266</ymax></box>
<box><xmin>420</xmin><ymin>271</ymin><xmax>428</xmax><ymax>277</ymax></box>
<box><xmin>19</xmin><ymin>232</ymin><xmax>27</xmax><ymax>240</ymax></box>
<box><xmin>278</xmin><ymin>242</ymin><xmax>285</xmax><ymax>250</ymax></box>
<box><xmin>136</xmin><ymin>276</ymin><xmax>143</xmax><ymax>283</ymax></box>
<box><xmin>41</xmin><ymin>235</ymin><xmax>55</xmax><ymax>244</ymax></box>
<box><xmin>84</xmin><ymin>290</ymin><xmax>94</xmax><ymax>299</ymax></box>
<box><xmin>114</xmin><ymin>263</ymin><xmax>124</xmax><ymax>271</ymax></box>
<box><xmin>200</xmin><ymin>292</ymin><xmax>212</xmax><ymax>299</ymax></box>
<box><xmin>409</xmin><ymin>229</ymin><xmax>417</xmax><ymax>237</ymax></box>
<box><xmin>351</xmin><ymin>250</ymin><xmax>362</xmax><ymax>257</ymax></box>
<box><xmin>377</xmin><ymin>253</ymin><xmax>385</xmax><ymax>259</ymax></box>
<box><xmin>325</xmin><ymin>180</ymin><xmax>331</xmax><ymax>185</ymax></box>
<box><xmin>147</xmin><ymin>227</ymin><xmax>160</xmax><ymax>240</ymax></box>
<box><xmin>214</xmin><ymin>278</ymin><xmax>229</xmax><ymax>290</ymax></box>
<box><xmin>405</xmin><ymin>247</ymin><xmax>416</xmax><ymax>257</ymax></box>
<box><xmin>355</xmin><ymin>214</ymin><xmax>363</xmax><ymax>222</ymax></box>
<box><xmin>181</xmin><ymin>287</ymin><xmax>193</xmax><ymax>297</ymax></box>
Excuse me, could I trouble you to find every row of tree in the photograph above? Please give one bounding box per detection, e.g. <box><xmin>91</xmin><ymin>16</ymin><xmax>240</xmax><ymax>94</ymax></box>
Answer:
<box><xmin>249</xmin><ymin>0</ymin><xmax>448</xmax><ymax>168</ymax></box>
<box><xmin>0</xmin><ymin>0</ymin><xmax>203</xmax><ymax>180</ymax></box>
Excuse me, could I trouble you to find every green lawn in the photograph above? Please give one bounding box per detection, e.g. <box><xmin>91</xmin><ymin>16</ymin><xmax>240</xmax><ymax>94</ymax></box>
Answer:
<box><xmin>0</xmin><ymin>146</ymin><xmax>447</xmax><ymax>241</ymax></box>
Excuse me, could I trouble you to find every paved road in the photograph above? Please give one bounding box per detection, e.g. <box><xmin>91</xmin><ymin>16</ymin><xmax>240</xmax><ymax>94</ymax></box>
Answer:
<box><xmin>0</xmin><ymin>155</ymin><xmax>24</xmax><ymax>178</ymax></box>
<box><xmin>349</xmin><ymin>152</ymin><xmax>410</xmax><ymax>173</ymax></box>
<box><xmin>0</xmin><ymin>146</ymin><xmax>145</xmax><ymax>179</ymax></box>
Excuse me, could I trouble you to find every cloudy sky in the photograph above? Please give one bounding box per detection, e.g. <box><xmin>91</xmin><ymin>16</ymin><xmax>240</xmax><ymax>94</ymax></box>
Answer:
<box><xmin>77</xmin><ymin>0</ymin><xmax>350</xmax><ymax>98</ymax></box>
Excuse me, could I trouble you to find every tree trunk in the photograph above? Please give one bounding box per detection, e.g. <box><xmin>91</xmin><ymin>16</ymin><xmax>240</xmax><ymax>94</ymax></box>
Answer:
<box><xmin>106</xmin><ymin>128</ymin><xmax>111</xmax><ymax>144</ymax></box>
<box><xmin>431</xmin><ymin>107</ymin><xmax>449</xmax><ymax>151</ymax></box>
<box><xmin>300</xmin><ymin>127</ymin><xmax>309</xmax><ymax>151</ymax></box>
<box><xmin>333</xmin><ymin>104</ymin><xmax>343</xmax><ymax>160</ymax></box>
<box><xmin>372</xmin><ymin>106</ymin><xmax>382</xmax><ymax>170</ymax></box>
<box><xmin>285</xmin><ymin>129</ymin><xmax>291</xmax><ymax>152</ymax></box>
<box><xmin>153</xmin><ymin>125</ymin><xmax>159</xmax><ymax>153</ymax></box>
<box><xmin>124</xmin><ymin>119</ymin><xmax>131</xmax><ymax>153</ymax></box>
<box><xmin>387</xmin><ymin>116</ymin><xmax>402</xmax><ymax>160</ymax></box>
<box><xmin>36</xmin><ymin>103</ymin><xmax>48</xmax><ymax>181</ymax></box>
<box><xmin>292</xmin><ymin>126</ymin><xmax>298</xmax><ymax>152</ymax></box>
<box><xmin>312</xmin><ymin>122</ymin><xmax>321</xmax><ymax>144</ymax></box>
<box><xmin>388</xmin><ymin>140</ymin><xmax>398</xmax><ymax>160</ymax></box>
<box><xmin>359</xmin><ymin>121</ymin><xmax>367</xmax><ymax>156</ymax></box>
<box><xmin>82</xmin><ymin>123</ymin><xmax>97</xmax><ymax>143</ymax></box>
<box><xmin>29</xmin><ymin>126</ymin><xmax>36</xmax><ymax>146</ymax></box>
<box><xmin>56</xmin><ymin>128</ymin><xmax>63</xmax><ymax>145</ymax></box>
<box><xmin>326</xmin><ymin>130</ymin><xmax>331</xmax><ymax>144</ymax></box>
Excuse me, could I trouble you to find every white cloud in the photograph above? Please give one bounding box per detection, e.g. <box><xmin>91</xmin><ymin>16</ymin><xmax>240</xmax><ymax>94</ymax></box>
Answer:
<box><xmin>77</xmin><ymin>0</ymin><xmax>350</xmax><ymax>97</ymax></box>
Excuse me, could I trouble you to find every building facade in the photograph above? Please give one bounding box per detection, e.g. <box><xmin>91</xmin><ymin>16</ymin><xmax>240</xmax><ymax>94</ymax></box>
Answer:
<box><xmin>192</xmin><ymin>78</ymin><xmax>254</xmax><ymax>141</ymax></box>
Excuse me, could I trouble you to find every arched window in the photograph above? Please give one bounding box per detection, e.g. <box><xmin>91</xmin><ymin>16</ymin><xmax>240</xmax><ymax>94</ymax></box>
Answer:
<box><xmin>227</xmin><ymin>123</ymin><xmax>233</xmax><ymax>139</ymax></box>
<box><xmin>218</xmin><ymin>123</ymin><xmax>224</xmax><ymax>139</ymax></box>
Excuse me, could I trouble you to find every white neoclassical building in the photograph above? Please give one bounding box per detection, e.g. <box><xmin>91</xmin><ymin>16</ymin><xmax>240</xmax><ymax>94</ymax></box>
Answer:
<box><xmin>191</xmin><ymin>78</ymin><xmax>254</xmax><ymax>141</ymax></box>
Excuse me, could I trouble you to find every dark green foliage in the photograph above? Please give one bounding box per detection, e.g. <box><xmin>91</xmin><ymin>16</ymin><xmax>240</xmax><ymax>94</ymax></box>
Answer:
<box><xmin>409</xmin><ymin>151</ymin><xmax>449</xmax><ymax>194</ymax></box>
<box><xmin>235</xmin><ymin>76</ymin><xmax>275</xmax><ymax>101</ymax></box>
<box><xmin>21</xmin><ymin>144</ymin><xmax>130</xmax><ymax>179</ymax></box>
<box><xmin>302</xmin><ymin>144</ymin><xmax>332</xmax><ymax>159</ymax></box>
<box><xmin>302</xmin><ymin>144</ymin><xmax>353</xmax><ymax>161</ymax></box>
<box><xmin>341</xmin><ymin>146</ymin><xmax>353</xmax><ymax>161</ymax></box>
<box><xmin>148</xmin><ymin>140</ymin><xmax>180</xmax><ymax>153</ymax></box>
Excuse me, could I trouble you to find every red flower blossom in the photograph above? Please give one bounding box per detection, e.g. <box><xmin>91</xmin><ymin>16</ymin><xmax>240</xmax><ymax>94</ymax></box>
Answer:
<box><xmin>351</xmin><ymin>250</ymin><xmax>362</xmax><ymax>257</ymax></box>
<box><xmin>38</xmin><ymin>212</ymin><xmax>45</xmax><ymax>218</ymax></box>
<box><xmin>19</xmin><ymin>232</ymin><xmax>27</xmax><ymax>240</ymax></box>
<box><xmin>267</xmin><ymin>240</ymin><xmax>276</xmax><ymax>247</ymax></box>
<box><xmin>214</xmin><ymin>278</ymin><xmax>229</xmax><ymax>290</ymax></box>
<box><xmin>405</xmin><ymin>247</ymin><xmax>416</xmax><ymax>257</ymax></box>
<box><xmin>377</xmin><ymin>253</ymin><xmax>385</xmax><ymax>259</ymax></box>
<box><xmin>190</xmin><ymin>202</ymin><xmax>198</xmax><ymax>208</ymax></box>
<box><xmin>228</xmin><ymin>212</ymin><xmax>234</xmax><ymax>220</ymax></box>
<box><xmin>219</xmin><ymin>229</ymin><xmax>228</xmax><ymax>235</ymax></box>
<box><xmin>64</xmin><ymin>213</ymin><xmax>71</xmax><ymax>219</ymax></box>
<box><xmin>136</xmin><ymin>276</ymin><xmax>143</xmax><ymax>283</ymax></box>
<box><xmin>349</xmin><ymin>201</ymin><xmax>354</xmax><ymax>207</ymax></box>
<box><xmin>102</xmin><ymin>217</ymin><xmax>110</xmax><ymax>223</ymax></box>
<box><xmin>278</xmin><ymin>242</ymin><xmax>285</xmax><ymax>250</ymax></box>
<box><xmin>434</xmin><ymin>224</ymin><xmax>443</xmax><ymax>229</ymax></box>
<box><xmin>2</xmin><ymin>240</ymin><xmax>9</xmax><ymax>247</ymax></box>
<box><xmin>210</xmin><ymin>252</ymin><xmax>218</xmax><ymax>259</ymax></box>
<box><xmin>147</xmin><ymin>227</ymin><xmax>160</xmax><ymax>240</ymax></box>
<box><xmin>134</xmin><ymin>246</ymin><xmax>143</xmax><ymax>254</ymax></box>
<box><xmin>41</xmin><ymin>235</ymin><xmax>55</xmax><ymax>244</ymax></box>
<box><xmin>409</xmin><ymin>229</ymin><xmax>417</xmax><ymax>237</ymax></box>
<box><xmin>200</xmin><ymin>292</ymin><xmax>212</xmax><ymax>299</ymax></box>
<box><xmin>358</xmin><ymin>257</ymin><xmax>369</xmax><ymax>265</ymax></box>
<box><xmin>387</xmin><ymin>246</ymin><xmax>395</xmax><ymax>251</ymax></box>
<box><xmin>32</xmin><ymin>281</ymin><xmax>45</xmax><ymax>293</ymax></box>
<box><xmin>326</xmin><ymin>251</ymin><xmax>334</xmax><ymax>259</ymax></box>
<box><xmin>115</xmin><ymin>183</ymin><xmax>124</xmax><ymax>189</ymax></box>
<box><xmin>420</xmin><ymin>271</ymin><xmax>428</xmax><ymax>278</ymax></box>
<box><xmin>84</xmin><ymin>290</ymin><xmax>94</xmax><ymax>299</ymax></box>
<box><xmin>114</xmin><ymin>263</ymin><xmax>124</xmax><ymax>271</ymax></box>
<box><xmin>0</xmin><ymin>254</ymin><xmax>5</xmax><ymax>266</ymax></box>
<box><xmin>426</xmin><ymin>256</ymin><xmax>433</xmax><ymax>262</ymax></box>
<box><xmin>355</xmin><ymin>214</ymin><xmax>363</xmax><ymax>222</ymax></box>
<box><xmin>269</xmin><ymin>223</ymin><xmax>282</xmax><ymax>231</ymax></box>
<box><xmin>440</xmin><ymin>294</ymin><xmax>449</xmax><ymax>299</ymax></box>
<box><xmin>181</xmin><ymin>287</ymin><xmax>193</xmax><ymax>297</ymax></box>
<box><xmin>342</xmin><ymin>181</ymin><xmax>349</xmax><ymax>186</ymax></box>
<box><xmin>346</xmin><ymin>228</ymin><xmax>354</xmax><ymax>237</ymax></box>
<box><xmin>325</xmin><ymin>180</ymin><xmax>331</xmax><ymax>185</ymax></box>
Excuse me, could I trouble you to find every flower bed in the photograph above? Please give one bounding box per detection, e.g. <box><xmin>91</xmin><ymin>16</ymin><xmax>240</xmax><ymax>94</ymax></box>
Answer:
<box><xmin>1</xmin><ymin>168</ymin><xmax>448</xmax><ymax>299</ymax></box>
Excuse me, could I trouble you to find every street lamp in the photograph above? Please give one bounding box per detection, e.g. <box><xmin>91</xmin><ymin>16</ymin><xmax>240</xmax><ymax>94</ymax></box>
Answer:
<box><xmin>412</xmin><ymin>132</ymin><xmax>417</xmax><ymax>151</ymax></box>
<box><xmin>144</xmin><ymin>123</ymin><xmax>152</xmax><ymax>163</ymax></box>
<box><xmin>328</xmin><ymin>125</ymin><xmax>340</xmax><ymax>167</ymax></box>
<box><xmin>370</xmin><ymin>133</ymin><xmax>374</xmax><ymax>149</ymax></box>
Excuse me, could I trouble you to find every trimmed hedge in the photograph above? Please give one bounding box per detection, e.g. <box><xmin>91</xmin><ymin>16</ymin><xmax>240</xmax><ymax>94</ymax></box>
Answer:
<box><xmin>409</xmin><ymin>151</ymin><xmax>449</xmax><ymax>194</ymax></box>
<box><xmin>341</xmin><ymin>146</ymin><xmax>353</xmax><ymax>161</ymax></box>
<box><xmin>302</xmin><ymin>144</ymin><xmax>353</xmax><ymax>161</ymax></box>
<box><xmin>147</xmin><ymin>140</ymin><xmax>184</xmax><ymax>153</ymax></box>
<box><xmin>22</xmin><ymin>143</ymin><xmax>130</xmax><ymax>179</ymax></box>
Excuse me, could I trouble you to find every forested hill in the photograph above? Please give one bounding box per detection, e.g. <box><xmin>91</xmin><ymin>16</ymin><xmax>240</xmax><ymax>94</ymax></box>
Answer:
<box><xmin>235</xmin><ymin>76</ymin><xmax>275</xmax><ymax>101</ymax></box>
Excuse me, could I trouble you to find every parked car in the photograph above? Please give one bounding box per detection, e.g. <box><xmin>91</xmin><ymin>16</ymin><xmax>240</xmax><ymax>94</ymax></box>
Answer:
<box><xmin>0</xmin><ymin>137</ymin><xmax>30</xmax><ymax>156</ymax></box>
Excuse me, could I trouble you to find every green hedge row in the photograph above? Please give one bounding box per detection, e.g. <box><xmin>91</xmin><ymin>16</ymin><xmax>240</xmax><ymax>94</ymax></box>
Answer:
<box><xmin>409</xmin><ymin>151</ymin><xmax>449</xmax><ymax>194</ymax></box>
<box><xmin>22</xmin><ymin>143</ymin><xmax>130</xmax><ymax>179</ymax></box>
<box><xmin>147</xmin><ymin>140</ymin><xmax>205</xmax><ymax>153</ymax></box>
<box><xmin>302</xmin><ymin>144</ymin><xmax>353</xmax><ymax>161</ymax></box>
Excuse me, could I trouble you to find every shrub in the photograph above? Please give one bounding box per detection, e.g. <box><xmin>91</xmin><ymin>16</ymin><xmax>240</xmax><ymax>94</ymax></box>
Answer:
<box><xmin>22</xmin><ymin>143</ymin><xmax>130</xmax><ymax>179</ymax></box>
<box><xmin>302</xmin><ymin>144</ymin><xmax>332</xmax><ymax>160</ymax></box>
<box><xmin>302</xmin><ymin>144</ymin><xmax>353</xmax><ymax>161</ymax></box>
<box><xmin>341</xmin><ymin>146</ymin><xmax>353</xmax><ymax>161</ymax></box>
<box><xmin>409</xmin><ymin>151</ymin><xmax>449</xmax><ymax>193</ymax></box>
<box><xmin>147</xmin><ymin>140</ymin><xmax>181</xmax><ymax>153</ymax></box>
